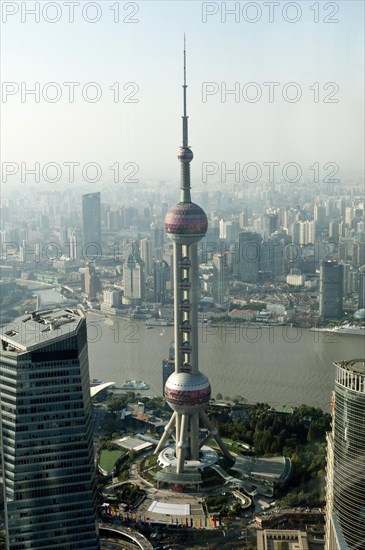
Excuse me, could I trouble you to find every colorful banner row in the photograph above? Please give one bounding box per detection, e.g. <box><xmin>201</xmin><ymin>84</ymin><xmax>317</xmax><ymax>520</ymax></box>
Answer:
<box><xmin>102</xmin><ymin>505</ymin><xmax>221</xmax><ymax>529</ymax></box>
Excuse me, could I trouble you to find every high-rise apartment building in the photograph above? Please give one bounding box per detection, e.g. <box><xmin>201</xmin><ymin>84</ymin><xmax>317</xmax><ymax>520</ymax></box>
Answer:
<box><xmin>319</xmin><ymin>260</ymin><xmax>344</xmax><ymax>320</ymax></box>
<box><xmin>69</xmin><ymin>226</ymin><xmax>82</xmax><ymax>260</ymax></box>
<box><xmin>325</xmin><ymin>359</ymin><xmax>365</xmax><ymax>550</ymax></box>
<box><xmin>212</xmin><ymin>252</ymin><xmax>229</xmax><ymax>306</ymax></box>
<box><xmin>358</xmin><ymin>268</ymin><xmax>365</xmax><ymax>309</ymax></box>
<box><xmin>84</xmin><ymin>261</ymin><xmax>101</xmax><ymax>300</ymax></box>
<box><xmin>82</xmin><ymin>192</ymin><xmax>101</xmax><ymax>256</ymax></box>
<box><xmin>140</xmin><ymin>237</ymin><xmax>153</xmax><ymax>276</ymax></box>
<box><xmin>0</xmin><ymin>309</ymin><xmax>99</xmax><ymax>550</ymax></box>
<box><xmin>153</xmin><ymin>259</ymin><xmax>169</xmax><ymax>303</ymax></box>
<box><xmin>262</xmin><ymin>212</ymin><xmax>278</xmax><ymax>237</ymax></box>
<box><xmin>238</xmin><ymin>231</ymin><xmax>261</xmax><ymax>283</ymax></box>
<box><xmin>123</xmin><ymin>252</ymin><xmax>145</xmax><ymax>304</ymax></box>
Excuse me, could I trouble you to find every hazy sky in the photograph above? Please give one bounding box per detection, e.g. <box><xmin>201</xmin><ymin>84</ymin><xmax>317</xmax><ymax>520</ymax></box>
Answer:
<box><xmin>2</xmin><ymin>1</ymin><xmax>364</xmax><ymax>187</ymax></box>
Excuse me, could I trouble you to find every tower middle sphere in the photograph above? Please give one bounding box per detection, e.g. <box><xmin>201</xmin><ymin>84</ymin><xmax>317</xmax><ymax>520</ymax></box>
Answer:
<box><xmin>165</xmin><ymin>202</ymin><xmax>208</xmax><ymax>241</ymax></box>
<box><xmin>177</xmin><ymin>147</ymin><xmax>194</xmax><ymax>162</ymax></box>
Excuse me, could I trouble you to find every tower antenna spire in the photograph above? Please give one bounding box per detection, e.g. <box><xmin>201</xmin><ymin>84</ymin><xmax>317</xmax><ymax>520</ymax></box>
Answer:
<box><xmin>182</xmin><ymin>33</ymin><xmax>188</xmax><ymax>147</ymax></box>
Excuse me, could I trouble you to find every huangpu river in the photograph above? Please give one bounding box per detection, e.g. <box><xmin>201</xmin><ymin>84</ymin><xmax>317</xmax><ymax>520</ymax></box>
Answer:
<box><xmin>86</xmin><ymin>314</ymin><xmax>364</xmax><ymax>411</ymax></box>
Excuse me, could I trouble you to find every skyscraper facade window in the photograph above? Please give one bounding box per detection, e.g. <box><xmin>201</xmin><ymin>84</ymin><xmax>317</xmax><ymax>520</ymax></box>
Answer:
<box><xmin>0</xmin><ymin>309</ymin><xmax>99</xmax><ymax>550</ymax></box>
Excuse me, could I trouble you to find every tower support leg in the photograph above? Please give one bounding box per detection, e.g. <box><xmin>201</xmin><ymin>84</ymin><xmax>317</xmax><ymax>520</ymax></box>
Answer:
<box><xmin>155</xmin><ymin>412</ymin><xmax>176</xmax><ymax>454</ymax></box>
<box><xmin>177</xmin><ymin>414</ymin><xmax>188</xmax><ymax>473</ymax></box>
<box><xmin>190</xmin><ymin>412</ymin><xmax>200</xmax><ymax>460</ymax></box>
<box><xmin>200</xmin><ymin>410</ymin><xmax>232</xmax><ymax>461</ymax></box>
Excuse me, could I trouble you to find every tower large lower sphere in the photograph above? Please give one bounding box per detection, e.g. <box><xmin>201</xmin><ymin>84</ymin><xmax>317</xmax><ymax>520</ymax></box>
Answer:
<box><xmin>154</xmin><ymin>41</ymin><xmax>232</xmax><ymax>486</ymax></box>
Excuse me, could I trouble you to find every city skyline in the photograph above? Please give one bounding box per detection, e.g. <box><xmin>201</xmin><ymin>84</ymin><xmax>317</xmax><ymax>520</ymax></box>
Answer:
<box><xmin>2</xmin><ymin>1</ymin><xmax>364</xmax><ymax>183</ymax></box>
<box><xmin>1</xmin><ymin>3</ymin><xmax>364</xmax><ymax>548</ymax></box>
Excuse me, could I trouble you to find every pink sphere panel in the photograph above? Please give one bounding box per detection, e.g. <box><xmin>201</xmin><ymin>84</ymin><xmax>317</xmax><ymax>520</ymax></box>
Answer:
<box><xmin>165</xmin><ymin>202</ymin><xmax>208</xmax><ymax>236</ymax></box>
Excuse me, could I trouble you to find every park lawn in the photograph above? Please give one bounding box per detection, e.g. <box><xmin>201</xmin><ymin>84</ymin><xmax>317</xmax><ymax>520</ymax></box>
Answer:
<box><xmin>99</xmin><ymin>449</ymin><xmax>124</xmax><ymax>473</ymax></box>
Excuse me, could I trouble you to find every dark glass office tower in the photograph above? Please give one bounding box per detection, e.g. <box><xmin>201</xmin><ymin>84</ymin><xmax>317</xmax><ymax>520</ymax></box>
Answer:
<box><xmin>319</xmin><ymin>259</ymin><xmax>344</xmax><ymax>320</ymax></box>
<box><xmin>238</xmin><ymin>231</ymin><xmax>261</xmax><ymax>283</ymax></box>
<box><xmin>82</xmin><ymin>192</ymin><xmax>101</xmax><ymax>256</ymax></box>
<box><xmin>0</xmin><ymin>309</ymin><xmax>99</xmax><ymax>550</ymax></box>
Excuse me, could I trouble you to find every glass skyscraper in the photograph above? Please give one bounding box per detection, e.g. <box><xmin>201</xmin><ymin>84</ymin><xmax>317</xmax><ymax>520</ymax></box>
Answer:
<box><xmin>325</xmin><ymin>359</ymin><xmax>365</xmax><ymax>550</ymax></box>
<box><xmin>82</xmin><ymin>192</ymin><xmax>101</xmax><ymax>257</ymax></box>
<box><xmin>0</xmin><ymin>308</ymin><xmax>99</xmax><ymax>550</ymax></box>
<box><xmin>319</xmin><ymin>259</ymin><xmax>344</xmax><ymax>320</ymax></box>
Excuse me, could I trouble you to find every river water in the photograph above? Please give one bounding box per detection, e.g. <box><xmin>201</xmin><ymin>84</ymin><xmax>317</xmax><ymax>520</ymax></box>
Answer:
<box><xmin>86</xmin><ymin>314</ymin><xmax>364</xmax><ymax>411</ymax></box>
<box><xmin>29</xmin><ymin>290</ymin><xmax>364</xmax><ymax>411</ymax></box>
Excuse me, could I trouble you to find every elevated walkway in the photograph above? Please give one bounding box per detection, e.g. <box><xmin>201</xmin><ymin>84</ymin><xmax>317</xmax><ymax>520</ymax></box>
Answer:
<box><xmin>211</xmin><ymin>464</ymin><xmax>255</xmax><ymax>496</ymax></box>
<box><xmin>99</xmin><ymin>523</ymin><xmax>153</xmax><ymax>549</ymax></box>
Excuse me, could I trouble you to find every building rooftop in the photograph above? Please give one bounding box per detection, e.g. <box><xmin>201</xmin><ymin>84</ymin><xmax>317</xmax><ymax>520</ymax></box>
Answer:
<box><xmin>335</xmin><ymin>359</ymin><xmax>365</xmax><ymax>375</ymax></box>
<box><xmin>0</xmin><ymin>308</ymin><xmax>85</xmax><ymax>353</ymax></box>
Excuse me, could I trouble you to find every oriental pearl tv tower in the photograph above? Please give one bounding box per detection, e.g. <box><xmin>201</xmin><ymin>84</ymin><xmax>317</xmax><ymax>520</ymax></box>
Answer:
<box><xmin>155</xmin><ymin>39</ymin><xmax>232</xmax><ymax>486</ymax></box>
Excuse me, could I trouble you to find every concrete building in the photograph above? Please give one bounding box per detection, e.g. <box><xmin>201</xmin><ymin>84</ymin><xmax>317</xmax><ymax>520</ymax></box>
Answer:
<box><xmin>84</xmin><ymin>261</ymin><xmax>101</xmax><ymax>300</ymax></box>
<box><xmin>319</xmin><ymin>260</ymin><xmax>343</xmax><ymax>320</ymax></box>
<box><xmin>0</xmin><ymin>309</ymin><xmax>99</xmax><ymax>550</ymax></box>
<box><xmin>287</xmin><ymin>268</ymin><xmax>305</xmax><ymax>286</ymax></box>
<box><xmin>257</xmin><ymin>529</ymin><xmax>311</xmax><ymax>550</ymax></box>
<box><xmin>82</xmin><ymin>192</ymin><xmax>101</xmax><ymax>257</ymax></box>
<box><xmin>325</xmin><ymin>360</ymin><xmax>365</xmax><ymax>550</ymax></box>
<box><xmin>103</xmin><ymin>288</ymin><xmax>121</xmax><ymax>308</ymax></box>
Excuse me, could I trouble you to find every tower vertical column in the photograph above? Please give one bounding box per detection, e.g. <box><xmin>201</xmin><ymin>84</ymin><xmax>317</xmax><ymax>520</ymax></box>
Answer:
<box><xmin>189</xmin><ymin>242</ymin><xmax>199</xmax><ymax>375</ymax></box>
<box><xmin>173</xmin><ymin>242</ymin><xmax>183</xmax><ymax>373</ymax></box>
